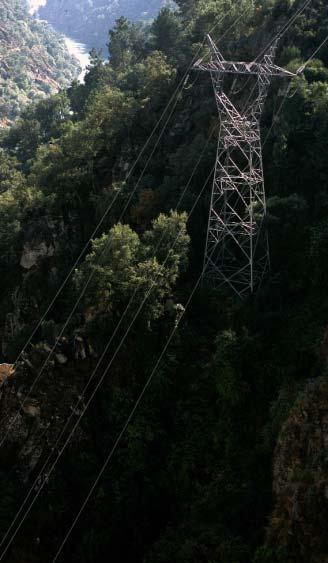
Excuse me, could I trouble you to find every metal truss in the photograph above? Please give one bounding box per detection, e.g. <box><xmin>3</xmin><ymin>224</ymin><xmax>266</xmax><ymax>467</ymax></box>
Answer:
<box><xmin>194</xmin><ymin>35</ymin><xmax>295</xmax><ymax>298</ymax></box>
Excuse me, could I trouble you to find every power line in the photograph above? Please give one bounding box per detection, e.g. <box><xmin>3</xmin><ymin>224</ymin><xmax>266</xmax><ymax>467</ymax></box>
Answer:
<box><xmin>26</xmin><ymin>46</ymin><xmax>294</xmax><ymax>561</ymax></box>
<box><xmin>53</xmin><ymin>258</ymin><xmax>206</xmax><ymax>563</ymax></box>
<box><xmin>0</xmin><ymin>3</ymin><xmax>308</xmax><ymax>560</ymax></box>
<box><xmin>49</xmin><ymin>9</ymin><xmax>328</xmax><ymax>556</ymax></box>
<box><xmin>0</xmin><ymin>159</ymin><xmax>216</xmax><ymax>563</ymax></box>
<box><xmin>0</xmin><ymin>121</ymin><xmax>216</xmax><ymax>559</ymax></box>
<box><xmin>264</xmin><ymin>31</ymin><xmax>328</xmax><ymax>145</ymax></box>
<box><xmin>12</xmin><ymin>65</ymin><xmax>186</xmax><ymax>364</ymax></box>
<box><xmin>49</xmin><ymin>96</ymin><xmax>290</xmax><ymax>558</ymax></box>
<box><xmin>43</xmin><ymin>0</ymin><xmax>316</xmax><ymax>528</ymax></box>
<box><xmin>297</xmin><ymin>32</ymin><xmax>328</xmax><ymax>72</ymax></box>
<box><xmin>255</xmin><ymin>0</ymin><xmax>312</xmax><ymax>62</ymax></box>
<box><xmin>0</xmin><ymin>10</ymin><xmax>254</xmax><ymax>550</ymax></box>
<box><xmin>0</xmin><ymin>9</ymin><xmax>248</xmax><ymax>556</ymax></box>
<box><xmin>48</xmin><ymin>73</ymin><xmax>301</xmax><ymax>560</ymax></box>
<box><xmin>0</xmin><ymin>33</ymin><xmax>195</xmax><ymax>449</ymax></box>
<box><xmin>0</xmin><ymin>2</ymin><xmax>241</xmax><ymax>448</ymax></box>
<box><xmin>2</xmin><ymin>113</ymin><xmax>181</xmax><ymax>433</ymax></box>
<box><xmin>238</xmin><ymin>0</ymin><xmax>312</xmax><ymax>104</ymax></box>
<box><xmin>10</xmin><ymin>8</ymin><xmax>226</xmax><ymax>370</ymax></box>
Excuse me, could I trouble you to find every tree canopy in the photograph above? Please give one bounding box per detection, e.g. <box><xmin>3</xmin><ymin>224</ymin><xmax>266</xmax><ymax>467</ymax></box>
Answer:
<box><xmin>0</xmin><ymin>1</ymin><xmax>328</xmax><ymax>562</ymax></box>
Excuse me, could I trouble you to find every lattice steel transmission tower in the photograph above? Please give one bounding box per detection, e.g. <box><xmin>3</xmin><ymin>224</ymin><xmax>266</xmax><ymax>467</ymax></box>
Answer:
<box><xmin>194</xmin><ymin>36</ymin><xmax>295</xmax><ymax>297</ymax></box>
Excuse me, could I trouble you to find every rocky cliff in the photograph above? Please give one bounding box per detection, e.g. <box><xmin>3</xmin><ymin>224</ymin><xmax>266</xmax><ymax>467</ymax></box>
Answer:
<box><xmin>0</xmin><ymin>340</ymin><xmax>96</xmax><ymax>562</ymax></box>
<box><xmin>267</xmin><ymin>378</ymin><xmax>328</xmax><ymax>563</ymax></box>
<box><xmin>0</xmin><ymin>340</ymin><xmax>91</xmax><ymax>478</ymax></box>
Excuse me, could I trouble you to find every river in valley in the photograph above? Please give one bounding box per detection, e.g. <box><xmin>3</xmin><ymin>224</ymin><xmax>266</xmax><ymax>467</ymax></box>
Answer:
<box><xmin>63</xmin><ymin>37</ymin><xmax>90</xmax><ymax>82</ymax></box>
<box><xmin>27</xmin><ymin>0</ymin><xmax>90</xmax><ymax>83</ymax></box>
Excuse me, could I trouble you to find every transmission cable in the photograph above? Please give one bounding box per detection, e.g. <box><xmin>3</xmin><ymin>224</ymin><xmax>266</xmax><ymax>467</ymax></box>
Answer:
<box><xmin>0</xmin><ymin>4</ymin><xmax>241</xmax><ymax>444</ymax></box>
<box><xmin>264</xmin><ymin>31</ymin><xmax>328</xmax><ymax>145</ymax></box>
<box><xmin>0</xmin><ymin>42</ymin><xmax>256</xmax><ymax>558</ymax></box>
<box><xmin>255</xmin><ymin>0</ymin><xmax>312</xmax><ymax>62</ymax></box>
<box><xmin>238</xmin><ymin>0</ymin><xmax>312</xmax><ymax>108</ymax></box>
<box><xmin>0</xmin><ymin>7</ymin><xmax>258</xmax><ymax>558</ymax></box>
<box><xmin>297</xmin><ymin>32</ymin><xmax>328</xmax><ymax>72</ymax></box>
<box><xmin>10</xmin><ymin>7</ymin><xmax>229</xmax><ymax>371</ymax></box>
<box><xmin>0</xmin><ymin>2</ymin><xmax>248</xmax><ymax>459</ymax></box>
<box><xmin>12</xmin><ymin>66</ymin><xmax>189</xmax><ymax>364</ymax></box>
<box><xmin>0</xmin><ymin>99</ymin><xmax>223</xmax><ymax>556</ymax></box>
<box><xmin>0</xmin><ymin>86</ymin><xmax>181</xmax><ymax>448</ymax></box>
<box><xmin>0</xmin><ymin>119</ymin><xmax>218</xmax><ymax>558</ymax></box>
<box><xmin>0</xmin><ymin>157</ymin><xmax>216</xmax><ymax>563</ymax></box>
<box><xmin>0</xmin><ymin>14</ymin><xmax>219</xmax><ymax>445</ymax></box>
<box><xmin>52</xmin><ymin>253</ymin><xmax>210</xmax><ymax>563</ymax></box>
<box><xmin>51</xmin><ymin>91</ymin><xmax>298</xmax><ymax>558</ymax></box>
<box><xmin>9</xmin><ymin>13</ymin><xmax>290</xmax><ymax>536</ymax></box>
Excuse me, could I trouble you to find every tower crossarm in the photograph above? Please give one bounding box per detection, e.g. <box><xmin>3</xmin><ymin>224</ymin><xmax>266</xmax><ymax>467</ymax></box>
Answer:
<box><xmin>194</xmin><ymin>58</ymin><xmax>295</xmax><ymax>78</ymax></box>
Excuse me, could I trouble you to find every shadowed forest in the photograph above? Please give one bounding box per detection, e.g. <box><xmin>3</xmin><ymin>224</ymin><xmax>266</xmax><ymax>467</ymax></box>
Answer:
<box><xmin>0</xmin><ymin>1</ymin><xmax>328</xmax><ymax>562</ymax></box>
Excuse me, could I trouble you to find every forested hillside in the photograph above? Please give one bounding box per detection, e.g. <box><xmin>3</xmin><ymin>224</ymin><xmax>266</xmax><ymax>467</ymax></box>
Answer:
<box><xmin>39</xmin><ymin>0</ymin><xmax>173</xmax><ymax>50</ymax></box>
<box><xmin>0</xmin><ymin>0</ymin><xmax>79</xmax><ymax>124</ymax></box>
<box><xmin>0</xmin><ymin>0</ymin><xmax>328</xmax><ymax>562</ymax></box>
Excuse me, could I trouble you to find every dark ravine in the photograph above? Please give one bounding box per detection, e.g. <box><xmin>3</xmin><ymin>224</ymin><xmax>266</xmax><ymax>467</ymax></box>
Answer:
<box><xmin>0</xmin><ymin>340</ymin><xmax>92</xmax><ymax>479</ymax></box>
<box><xmin>0</xmin><ymin>344</ymin><xmax>98</xmax><ymax>563</ymax></box>
<box><xmin>0</xmin><ymin>0</ymin><xmax>328</xmax><ymax>562</ymax></box>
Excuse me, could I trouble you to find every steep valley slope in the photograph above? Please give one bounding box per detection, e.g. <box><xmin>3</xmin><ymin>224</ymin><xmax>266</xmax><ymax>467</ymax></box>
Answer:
<box><xmin>0</xmin><ymin>0</ymin><xmax>328</xmax><ymax>561</ymax></box>
<box><xmin>0</xmin><ymin>0</ymin><xmax>79</xmax><ymax>124</ymax></box>
<box><xmin>38</xmin><ymin>0</ymin><xmax>174</xmax><ymax>51</ymax></box>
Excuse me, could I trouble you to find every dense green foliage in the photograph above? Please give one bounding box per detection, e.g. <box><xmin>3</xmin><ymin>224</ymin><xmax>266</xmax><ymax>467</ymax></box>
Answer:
<box><xmin>0</xmin><ymin>0</ymin><xmax>79</xmax><ymax>123</ymax></box>
<box><xmin>1</xmin><ymin>0</ymin><xmax>328</xmax><ymax>561</ymax></box>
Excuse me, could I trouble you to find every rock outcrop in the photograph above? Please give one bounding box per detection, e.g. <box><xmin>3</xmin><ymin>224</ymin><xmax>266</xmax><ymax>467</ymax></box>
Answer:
<box><xmin>20</xmin><ymin>241</ymin><xmax>55</xmax><ymax>270</ymax></box>
<box><xmin>0</xmin><ymin>363</ymin><xmax>14</xmax><ymax>385</ymax></box>
<box><xmin>20</xmin><ymin>216</ymin><xmax>64</xmax><ymax>270</ymax></box>
<box><xmin>267</xmin><ymin>378</ymin><xmax>328</xmax><ymax>563</ymax></box>
<box><xmin>0</xmin><ymin>339</ymin><xmax>92</xmax><ymax>482</ymax></box>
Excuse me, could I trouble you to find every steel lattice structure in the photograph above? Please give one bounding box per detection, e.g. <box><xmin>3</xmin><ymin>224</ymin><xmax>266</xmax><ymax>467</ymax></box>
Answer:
<box><xmin>194</xmin><ymin>36</ymin><xmax>295</xmax><ymax>297</ymax></box>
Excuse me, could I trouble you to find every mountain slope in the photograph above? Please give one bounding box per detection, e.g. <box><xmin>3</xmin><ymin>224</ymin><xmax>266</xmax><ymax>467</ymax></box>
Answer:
<box><xmin>1</xmin><ymin>1</ymin><xmax>328</xmax><ymax>562</ymax></box>
<box><xmin>38</xmin><ymin>0</ymin><xmax>173</xmax><ymax>51</ymax></box>
<box><xmin>0</xmin><ymin>0</ymin><xmax>79</xmax><ymax>124</ymax></box>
